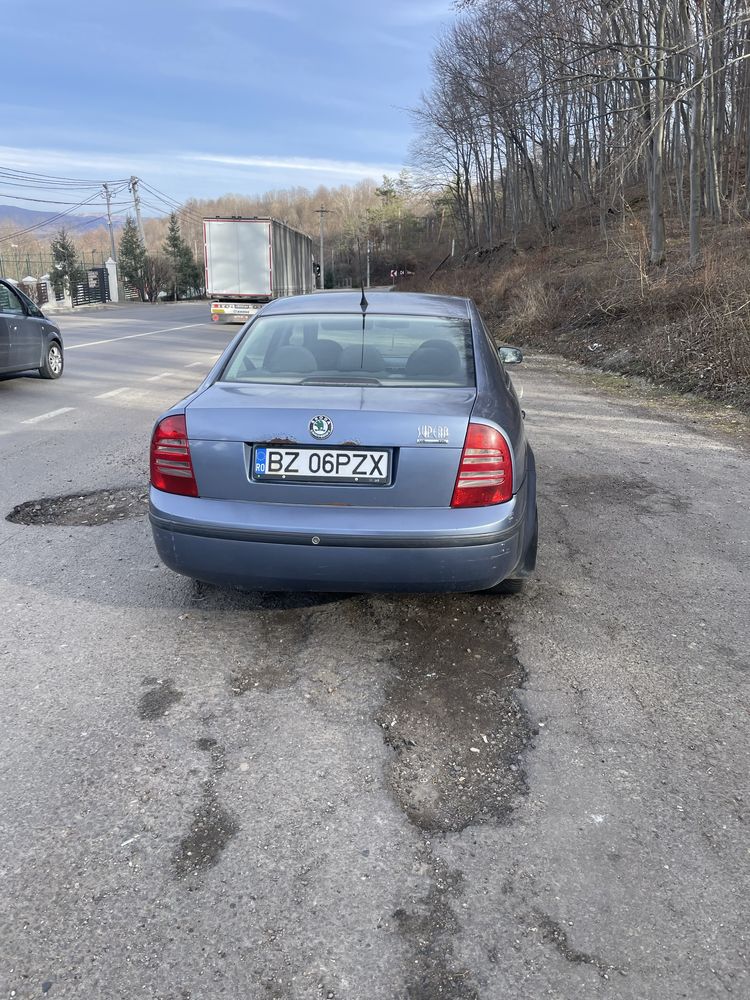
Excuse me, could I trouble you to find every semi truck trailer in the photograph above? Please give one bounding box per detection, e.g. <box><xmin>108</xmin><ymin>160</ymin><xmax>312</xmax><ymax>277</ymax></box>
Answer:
<box><xmin>204</xmin><ymin>217</ymin><xmax>315</xmax><ymax>324</ymax></box>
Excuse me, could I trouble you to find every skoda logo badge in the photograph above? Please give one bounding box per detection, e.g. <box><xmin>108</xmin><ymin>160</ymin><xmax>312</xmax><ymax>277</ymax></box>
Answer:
<box><xmin>309</xmin><ymin>415</ymin><xmax>333</xmax><ymax>440</ymax></box>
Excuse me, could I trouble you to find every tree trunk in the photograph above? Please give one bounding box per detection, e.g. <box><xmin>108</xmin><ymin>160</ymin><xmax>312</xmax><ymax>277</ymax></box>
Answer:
<box><xmin>649</xmin><ymin>1</ymin><xmax>668</xmax><ymax>265</ymax></box>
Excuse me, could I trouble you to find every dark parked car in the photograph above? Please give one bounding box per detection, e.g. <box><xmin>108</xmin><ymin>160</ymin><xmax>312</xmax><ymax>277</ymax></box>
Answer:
<box><xmin>0</xmin><ymin>279</ymin><xmax>64</xmax><ymax>379</ymax></box>
<box><xmin>149</xmin><ymin>291</ymin><xmax>537</xmax><ymax>594</ymax></box>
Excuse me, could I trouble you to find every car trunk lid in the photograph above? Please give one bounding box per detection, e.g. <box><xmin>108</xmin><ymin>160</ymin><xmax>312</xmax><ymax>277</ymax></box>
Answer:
<box><xmin>185</xmin><ymin>382</ymin><xmax>476</xmax><ymax>507</ymax></box>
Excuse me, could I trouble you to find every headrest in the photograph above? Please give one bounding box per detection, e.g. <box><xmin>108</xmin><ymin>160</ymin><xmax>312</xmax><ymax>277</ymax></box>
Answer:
<box><xmin>338</xmin><ymin>345</ymin><xmax>386</xmax><ymax>372</ymax></box>
<box><xmin>405</xmin><ymin>347</ymin><xmax>461</xmax><ymax>377</ymax></box>
<box><xmin>265</xmin><ymin>345</ymin><xmax>317</xmax><ymax>373</ymax></box>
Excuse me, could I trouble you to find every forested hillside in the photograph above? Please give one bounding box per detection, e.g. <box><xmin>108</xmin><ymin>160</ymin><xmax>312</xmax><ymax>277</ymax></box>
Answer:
<box><xmin>408</xmin><ymin>0</ymin><xmax>750</xmax><ymax>405</ymax></box>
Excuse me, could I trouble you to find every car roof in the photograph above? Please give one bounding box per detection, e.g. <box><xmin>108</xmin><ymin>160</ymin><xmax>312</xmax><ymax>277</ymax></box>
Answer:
<box><xmin>262</xmin><ymin>290</ymin><xmax>472</xmax><ymax>319</ymax></box>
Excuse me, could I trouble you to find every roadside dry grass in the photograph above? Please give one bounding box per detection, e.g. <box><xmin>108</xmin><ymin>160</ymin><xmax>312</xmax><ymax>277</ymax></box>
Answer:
<box><xmin>411</xmin><ymin>210</ymin><xmax>750</xmax><ymax>409</ymax></box>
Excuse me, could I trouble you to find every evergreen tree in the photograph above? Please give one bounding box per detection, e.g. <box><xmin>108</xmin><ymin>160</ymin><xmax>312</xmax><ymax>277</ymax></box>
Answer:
<box><xmin>118</xmin><ymin>216</ymin><xmax>146</xmax><ymax>299</ymax></box>
<box><xmin>178</xmin><ymin>245</ymin><xmax>202</xmax><ymax>297</ymax></box>
<box><xmin>162</xmin><ymin>213</ymin><xmax>182</xmax><ymax>300</ymax></box>
<box><xmin>162</xmin><ymin>212</ymin><xmax>201</xmax><ymax>299</ymax></box>
<box><xmin>49</xmin><ymin>228</ymin><xmax>84</xmax><ymax>299</ymax></box>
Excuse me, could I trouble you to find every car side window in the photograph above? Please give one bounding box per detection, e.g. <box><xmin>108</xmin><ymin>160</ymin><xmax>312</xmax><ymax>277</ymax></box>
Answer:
<box><xmin>0</xmin><ymin>284</ymin><xmax>26</xmax><ymax>316</ymax></box>
<box><xmin>25</xmin><ymin>298</ymin><xmax>44</xmax><ymax>319</ymax></box>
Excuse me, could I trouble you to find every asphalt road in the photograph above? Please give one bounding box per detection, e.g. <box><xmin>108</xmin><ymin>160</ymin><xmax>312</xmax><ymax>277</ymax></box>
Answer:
<box><xmin>0</xmin><ymin>302</ymin><xmax>747</xmax><ymax>1000</ymax></box>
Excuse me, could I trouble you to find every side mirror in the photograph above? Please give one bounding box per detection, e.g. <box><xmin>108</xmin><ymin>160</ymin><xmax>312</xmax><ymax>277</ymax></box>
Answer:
<box><xmin>498</xmin><ymin>346</ymin><xmax>523</xmax><ymax>365</ymax></box>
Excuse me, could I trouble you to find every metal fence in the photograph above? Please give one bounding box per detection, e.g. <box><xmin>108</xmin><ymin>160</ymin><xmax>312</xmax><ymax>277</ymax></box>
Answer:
<box><xmin>72</xmin><ymin>267</ymin><xmax>110</xmax><ymax>307</ymax></box>
<box><xmin>0</xmin><ymin>251</ymin><xmax>109</xmax><ymax>283</ymax></box>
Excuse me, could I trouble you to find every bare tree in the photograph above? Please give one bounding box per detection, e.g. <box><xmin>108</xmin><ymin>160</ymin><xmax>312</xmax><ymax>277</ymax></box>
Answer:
<box><xmin>412</xmin><ymin>0</ymin><xmax>750</xmax><ymax>265</ymax></box>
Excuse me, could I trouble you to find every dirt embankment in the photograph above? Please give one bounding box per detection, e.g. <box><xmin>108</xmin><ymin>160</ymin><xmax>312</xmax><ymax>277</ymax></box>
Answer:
<box><xmin>412</xmin><ymin>212</ymin><xmax>750</xmax><ymax>410</ymax></box>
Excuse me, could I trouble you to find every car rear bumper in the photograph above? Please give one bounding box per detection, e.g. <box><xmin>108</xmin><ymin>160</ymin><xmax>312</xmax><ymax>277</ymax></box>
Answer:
<box><xmin>149</xmin><ymin>476</ymin><xmax>532</xmax><ymax>592</ymax></box>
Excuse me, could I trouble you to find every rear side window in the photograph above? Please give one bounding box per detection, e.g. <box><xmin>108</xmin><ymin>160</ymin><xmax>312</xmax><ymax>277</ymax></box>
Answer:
<box><xmin>0</xmin><ymin>283</ymin><xmax>25</xmax><ymax>315</ymax></box>
<box><xmin>222</xmin><ymin>314</ymin><xmax>475</xmax><ymax>387</ymax></box>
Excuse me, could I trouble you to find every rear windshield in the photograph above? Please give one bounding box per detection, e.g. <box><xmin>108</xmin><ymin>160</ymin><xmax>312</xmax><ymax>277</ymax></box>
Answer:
<box><xmin>221</xmin><ymin>313</ymin><xmax>475</xmax><ymax>387</ymax></box>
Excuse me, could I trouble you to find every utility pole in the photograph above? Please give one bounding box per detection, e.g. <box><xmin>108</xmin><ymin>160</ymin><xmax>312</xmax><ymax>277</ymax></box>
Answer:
<box><xmin>366</xmin><ymin>239</ymin><xmax>371</xmax><ymax>289</ymax></box>
<box><xmin>315</xmin><ymin>204</ymin><xmax>331</xmax><ymax>289</ymax></box>
<box><xmin>129</xmin><ymin>176</ymin><xmax>146</xmax><ymax>244</ymax></box>
<box><xmin>102</xmin><ymin>183</ymin><xmax>117</xmax><ymax>261</ymax></box>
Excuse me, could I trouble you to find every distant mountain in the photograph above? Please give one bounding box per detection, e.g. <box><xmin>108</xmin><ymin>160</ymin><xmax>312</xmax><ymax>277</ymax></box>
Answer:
<box><xmin>0</xmin><ymin>203</ymin><xmax>123</xmax><ymax>236</ymax></box>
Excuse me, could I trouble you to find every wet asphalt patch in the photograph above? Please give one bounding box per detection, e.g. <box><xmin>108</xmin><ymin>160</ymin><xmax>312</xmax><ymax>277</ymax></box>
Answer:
<box><xmin>172</xmin><ymin>739</ymin><xmax>239</xmax><ymax>879</ymax></box>
<box><xmin>551</xmin><ymin>473</ymin><xmax>689</xmax><ymax>515</ymax></box>
<box><xmin>228</xmin><ymin>605</ymin><xmax>313</xmax><ymax>695</ymax></box>
<box><xmin>375</xmin><ymin>596</ymin><xmax>530</xmax><ymax>833</ymax></box>
<box><xmin>527</xmin><ymin>910</ymin><xmax>622</xmax><ymax>979</ymax></box>
<box><xmin>370</xmin><ymin>595</ymin><xmax>531</xmax><ymax>997</ymax></box>
<box><xmin>393</xmin><ymin>847</ymin><xmax>479</xmax><ymax>1000</ymax></box>
<box><xmin>142</xmin><ymin>588</ymin><xmax>531</xmax><ymax>989</ymax></box>
<box><xmin>138</xmin><ymin>678</ymin><xmax>184</xmax><ymax>720</ymax></box>
<box><xmin>6</xmin><ymin>486</ymin><xmax>148</xmax><ymax>526</ymax></box>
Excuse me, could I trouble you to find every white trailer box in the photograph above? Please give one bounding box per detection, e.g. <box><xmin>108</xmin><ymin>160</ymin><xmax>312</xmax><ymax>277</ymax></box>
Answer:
<box><xmin>204</xmin><ymin>217</ymin><xmax>314</xmax><ymax>323</ymax></box>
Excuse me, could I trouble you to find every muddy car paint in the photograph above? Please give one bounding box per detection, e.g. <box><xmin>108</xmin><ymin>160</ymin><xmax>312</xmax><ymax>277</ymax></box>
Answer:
<box><xmin>149</xmin><ymin>291</ymin><xmax>537</xmax><ymax>593</ymax></box>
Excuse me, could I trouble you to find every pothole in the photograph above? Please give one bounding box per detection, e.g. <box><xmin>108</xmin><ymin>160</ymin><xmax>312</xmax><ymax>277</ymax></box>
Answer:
<box><xmin>6</xmin><ymin>486</ymin><xmax>148</xmax><ymax>526</ymax></box>
<box><xmin>375</xmin><ymin>595</ymin><xmax>530</xmax><ymax>833</ymax></box>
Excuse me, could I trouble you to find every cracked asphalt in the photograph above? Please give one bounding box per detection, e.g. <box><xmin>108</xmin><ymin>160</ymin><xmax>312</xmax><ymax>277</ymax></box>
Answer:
<box><xmin>0</xmin><ymin>302</ymin><xmax>747</xmax><ymax>999</ymax></box>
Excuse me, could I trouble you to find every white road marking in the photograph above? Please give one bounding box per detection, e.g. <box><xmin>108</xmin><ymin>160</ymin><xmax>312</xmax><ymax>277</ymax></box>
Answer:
<box><xmin>146</xmin><ymin>372</ymin><xmax>173</xmax><ymax>382</ymax></box>
<box><xmin>185</xmin><ymin>361</ymin><xmax>204</xmax><ymax>368</ymax></box>
<box><xmin>22</xmin><ymin>407</ymin><xmax>75</xmax><ymax>425</ymax></box>
<box><xmin>65</xmin><ymin>323</ymin><xmax>203</xmax><ymax>350</ymax></box>
<box><xmin>95</xmin><ymin>387</ymin><xmax>131</xmax><ymax>399</ymax></box>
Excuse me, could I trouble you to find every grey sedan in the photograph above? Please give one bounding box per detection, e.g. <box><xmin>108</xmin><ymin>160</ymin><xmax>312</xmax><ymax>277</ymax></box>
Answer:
<box><xmin>149</xmin><ymin>291</ymin><xmax>537</xmax><ymax>594</ymax></box>
<box><xmin>0</xmin><ymin>279</ymin><xmax>64</xmax><ymax>379</ymax></box>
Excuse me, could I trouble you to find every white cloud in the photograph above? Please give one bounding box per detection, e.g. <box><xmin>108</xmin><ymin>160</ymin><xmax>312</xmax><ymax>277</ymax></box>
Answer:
<box><xmin>368</xmin><ymin>30</ymin><xmax>421</xmax><ymax>52</ymax></box>
<box><xmin>381</xmin><ymin>0</ymin><xmax>455</xmax><ymax>27</ymax></box>
<box><xmin>183</xmin><ymin>152</ymin><xmax>402</xmax><ymax>179</ymax></box>
<box><xmin>191</xmin><ymin>0</ymin><xmax>297</xmax><ymax>18</ymax></box>
<box><xmin>0</xmin><ymin>145</ymin><xmax>403</xmax><ymax>202</ymax></box>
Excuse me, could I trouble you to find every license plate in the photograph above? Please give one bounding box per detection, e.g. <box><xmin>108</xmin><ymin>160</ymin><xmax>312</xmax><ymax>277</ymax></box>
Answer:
<box><xmin>213</xmin><ymin>304</ymin><xmax>258</xmax><ymax>314</ymax></box>
<box><xmin>253</xmin><ymin>446</ymin><xmax>390</xmax><ymax>484</ymax></box>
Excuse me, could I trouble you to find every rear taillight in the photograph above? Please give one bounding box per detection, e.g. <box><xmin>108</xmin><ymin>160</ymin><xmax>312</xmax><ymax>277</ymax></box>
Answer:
<box><xmin>150</xmin><ymin>415</ymin><xmax>199</xmax><ymax>497</ymax></box>
<box><xmin>451</xmin><ymin>423</ymin><xmax>513</xmax><ymax>508</ymax></box>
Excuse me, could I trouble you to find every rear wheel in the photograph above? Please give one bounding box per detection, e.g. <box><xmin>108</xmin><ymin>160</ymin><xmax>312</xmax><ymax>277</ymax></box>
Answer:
<box><xmin>39</xmin><ymin>341</ymin><xmax>63</xmax><ymax>379</ymax></box>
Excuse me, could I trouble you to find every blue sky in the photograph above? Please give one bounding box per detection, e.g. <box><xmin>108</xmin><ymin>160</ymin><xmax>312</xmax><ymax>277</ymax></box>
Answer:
<box><xmin>0</xmin><ymin>0</ymin><xmax>455</xmax><ymax>212</ymax></box>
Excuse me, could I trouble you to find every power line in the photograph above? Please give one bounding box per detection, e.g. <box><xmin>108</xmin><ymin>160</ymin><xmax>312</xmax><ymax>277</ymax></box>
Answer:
<box><xmin>139</xmin><ymin>197</ymin><xmax>204</xmax><ymax>227</ymax></box>
<box><xmin>139</xmin><ymin>180</ymin><xmax>183</xmax><ymax>209</ymax></box>
<box><xmin>138</xmin><ymin>198</ymin><xmax>173</xmax><ymax>216</ymax></box>
<box><xmin>0</xmin><ymin>191</ymin><xmax>130</xmax><ymax>207</ymax></box>
<box><xmin>0</xmin><ymin>190</ymin><xmax>105</xmax><ymax>243</ymax></box>
<box><xmin>0</xmin><ymin>167</ymin><xmax>207</xmax><ymax>245</ymax></box>
<box><xmin>0</xmin><ymin>191</ymin><xmax>105</xmax><ymax>205</ymax></box>
<box><xmin>139</xmin><ymin>181</ymin><xmax>205</xmax><ymax>225</ymax></box>
<box><xmin>0</xmin><ymin>165</ymin><xmax>129</xmax><ymax>187</ymax></box>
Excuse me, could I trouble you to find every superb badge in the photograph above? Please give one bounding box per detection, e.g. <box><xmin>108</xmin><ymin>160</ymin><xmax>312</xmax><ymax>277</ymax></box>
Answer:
<box><xmin>309</xmin><ymin>415</ymin><xmax>333</xmax><ymax>440</ymax></box>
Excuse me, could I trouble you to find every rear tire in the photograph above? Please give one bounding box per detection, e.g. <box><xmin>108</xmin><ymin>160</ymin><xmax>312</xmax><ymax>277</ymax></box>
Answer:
<box><xmin>39</xmin><ymin>341</ymin><xmax>63</xmax><ymax>379</ymax></box>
